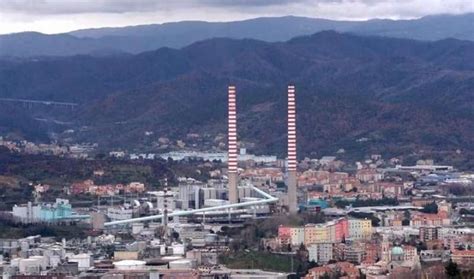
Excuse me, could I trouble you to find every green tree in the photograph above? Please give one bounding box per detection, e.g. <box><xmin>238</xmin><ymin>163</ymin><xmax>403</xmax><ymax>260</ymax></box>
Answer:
<box><xmin>276</xmin><ymin>181</ymin><xmax>286</xmax><ymax>189</ymax></box>
<box><xmin>421</xmin><ymin>202</ymin><xmax>438</xmax><ymax>214</ymax></box>
<box><xmin>308</xmin><ymin>260</ymin><xmax>318</xmax><ymax>268</ymax></box>
<box><xmin>445</xmin><ymin>260</ymin><xmax>460</xmax><ymax>278</ymax></box>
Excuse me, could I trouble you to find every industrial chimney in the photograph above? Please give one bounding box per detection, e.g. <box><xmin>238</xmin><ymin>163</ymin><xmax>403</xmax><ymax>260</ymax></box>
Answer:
<box><xmin>228</xmin><ymin>85</ymin><xmax>238</xmax><ymax>204</ymax></box>
<box><xmin>287</xmin><ymin>85</ymin><xmax>298</xmax><ymax>213</ymax></box>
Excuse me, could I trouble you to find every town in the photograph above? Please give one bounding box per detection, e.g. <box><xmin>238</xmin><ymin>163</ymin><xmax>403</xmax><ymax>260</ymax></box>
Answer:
<box><xmin>1</xmin><ymin>2</ymin><xmax>474</xmax><ymax>279</ymax></box>
<box><xmin>1</xmin><ymin>117</ymin><xmax>473</xmax><ymax>279</ymax></box>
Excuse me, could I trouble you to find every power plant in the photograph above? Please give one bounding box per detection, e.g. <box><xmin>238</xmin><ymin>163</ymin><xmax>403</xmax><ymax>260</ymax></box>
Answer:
<box><xmin>225</xmin><ymin>84</ymin><xmax>298</xmax><ymax>213</ymax></box>
<box><xmin>101</xmin><ymin>83</ymin><xmax>299</xmax><ymax>227</ymax></box>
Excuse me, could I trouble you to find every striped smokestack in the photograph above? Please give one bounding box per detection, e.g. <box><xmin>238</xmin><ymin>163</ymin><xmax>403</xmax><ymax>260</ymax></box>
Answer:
<box><xmin>228</xmin><ymin>85</ymin><xmax>238</xmax><ymax>203</ymax></box>
<box><xmin>287</xmin><ymin>85</ymin><xmax>298</xmax><ymax>213</ymax></box>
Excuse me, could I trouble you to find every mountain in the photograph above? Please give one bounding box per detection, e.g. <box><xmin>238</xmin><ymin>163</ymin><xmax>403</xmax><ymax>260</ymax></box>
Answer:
<box><xmin>0</xmin><ymin>31</ymin><xmax>473</xmax><ymax>163</ymax></box>
<box><xmin>1</xmin><ymin>14</ymin><xmax>474</xmax><ymax>57</ymax></box>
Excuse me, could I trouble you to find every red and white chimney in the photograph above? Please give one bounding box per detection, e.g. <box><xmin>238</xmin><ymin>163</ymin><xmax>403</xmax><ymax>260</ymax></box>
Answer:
<box><xmin>228</xmin><ymin>85</ymin><xmax>238</xmax><ymax>203</ymax></box>
<box><xmin>287</xmin><ymin>85</ymin><xmax>297</xmax><ymax>213</ymax></box>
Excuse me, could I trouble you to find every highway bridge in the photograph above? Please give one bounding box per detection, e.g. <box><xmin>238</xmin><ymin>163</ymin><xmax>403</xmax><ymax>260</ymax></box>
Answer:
<box><xmin>0</xmin><ymin>98</ymin><xmax>79</xmax><ymax>109</ymax></box>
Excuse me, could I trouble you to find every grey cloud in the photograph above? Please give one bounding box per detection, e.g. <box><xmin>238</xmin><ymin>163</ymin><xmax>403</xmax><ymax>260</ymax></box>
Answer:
<box><xmin>0</xmin><ymin>0</ymin><xmax>406</xmax><ymax>15</ymax></box>
<box><xmin>0</xmin><ymin>0</ymin><xmax>171</xmax><ymax>14</ymax></box>
<box><xmin>0</xmin><ymin>0</ymin><xmax>472</xmax><ymax>17</ymax></box>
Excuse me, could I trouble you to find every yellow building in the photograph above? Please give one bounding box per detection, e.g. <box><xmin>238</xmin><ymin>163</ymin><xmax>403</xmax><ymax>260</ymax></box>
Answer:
<box><xmin>348</xmin><ymin>219</ymin><xmax>372</xmax><ymax>240</ymax></box>
<box><xmin>304</xmin><ymin>224</ymin><xmax>329</xmax><ymax>244</ymax></box>
<box><xmin>290</xmin><ymin>227</ymin><xmax>305</xmax><ymax>246</ymax></box>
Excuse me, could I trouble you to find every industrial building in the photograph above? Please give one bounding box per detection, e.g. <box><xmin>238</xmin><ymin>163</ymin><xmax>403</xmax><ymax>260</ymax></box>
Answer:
<box><xmin>12</xmin><ymin>199</ymin><xmax>88</xmax><ymax>224</ymax></box>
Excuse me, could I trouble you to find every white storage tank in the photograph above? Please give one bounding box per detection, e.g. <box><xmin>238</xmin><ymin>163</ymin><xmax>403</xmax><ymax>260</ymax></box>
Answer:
<box><xmin>29</xmin><ymin>255</ymin><xmax>48</xmax><ymax>270</ymax></box>
<box><xmin>20</xmin><ymin>241</ymin><xmax>29</xmax><ymax>252</ymax></box>
<box><xmin>11</xmin><ymin>258</ymin><xmax>21</xmax><ymax>268</ymax></box>
<box><xmin>150</xmin><ymin>271</ymin><xmax>161</xmax><ymax>279</ymax></box>
<box><xmin>49</xmin><ymin>255</ymin><xmax>61</xmax><ymax>267</ymax></box>
<box><xmin>68</xmin><ymin>253</ymin><xmax>92</xmax><ymax>271</ymax></box>
<box><xmin>113</xmin><ymin>260</ymin><xmax>146</xmax><ymax>270</ymax></box>
<box><xmin>159</xmin><ymin>244</ymin><xmax>167</xmax><ymax>255</ymax></box>
<box><xmin>19</xmin><ymin>258</ymin><xmax>40</xmax><ymax>275</ymax></box>
<box><xmin>161</xmin><ymin>256</ymin><xmax>182</xmax><ymax>262</ymax></box>
<box><xmin>171</xmin><ymin>243</ymin><xmax>185</xmax><ymax>255</ymax></box>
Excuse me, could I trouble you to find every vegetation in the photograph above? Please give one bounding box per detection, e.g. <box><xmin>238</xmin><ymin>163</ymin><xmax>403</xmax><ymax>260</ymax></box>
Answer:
<box><xmin>0</xmin><ymin>218</ymin><xmax>88</xmax><ymax>239</ymax></box>
<box><xmin>420</xmin><ymin>202</ymin><xmax>438</xmax><ymax>214</ymax></box>
<box><xmin>219</xmin><ymin>213</ymin><xmax>325</xmax><ymax>251</ymax></box>
<box><xmin>0</xmin><ymin>148</ymin><xmax>174</xmax><ymax>186</ymax></box>
<box><xmin>0</xmin><ymin>176</ymin><xmax>33</xmax><ymax>210</ymax></box>
<box><xmin>445</xmin><ymin>184</ymin><xmax>473</xmax><ymax>196</ymax></box>
<box><xmin>0</xmin><ymin>148</ymin><xmax>220</xmax><ymax>206</ymax></box>
<box><xmin>445</xmin><ymin>260</ymin><xmax>460</xmax><ymax>278</ymax></box>
<box><xmin>459</xmin><ymin>208</ymin><xmax>474</xmax><ymax>215</ymax></box>
<box><xmin>218</xmin><ymin>250</ymin><xmax>303</xmax><ymax>273</ymax></box>
<box><xmin>334</xmin><ymin>197</ymin><xmax>399</xmax><ymax>208</ymax></box>
<box><xmin>1</xmin><ymin>32</ymin><xmax>474</xmax><ymax>164</ymax></box>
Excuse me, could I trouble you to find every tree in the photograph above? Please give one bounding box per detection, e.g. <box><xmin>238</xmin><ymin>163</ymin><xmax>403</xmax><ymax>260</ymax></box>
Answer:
<box><xmin>171</xmin><ymin>231</ymin><xmax>179</xmax><ymax>240</ymax></box>
<box><xmin>416</xmin><ymin>242</ymin><xmax>428</xmax><ymax>252</ymax></box>
<box><xmin>403</xmin><ymin>210</ymin><xmax>411</xmax><ymax>219</ymax></box>
<box><xmin>445</xmin><ymin>260</ymin><xmax>460</xmax><ymax>278</ymax></box>
<box><xmin>276</xmin><ymin>181</ymin><xmax>286</xmax><ymax>189</ymax></box>
<box><xmin>297</xmin><ymin>243</ymin><xmax>308</xmax><ymax>262</ymax></box>
<box><xmin>308</xmin><ymin>260</ymin><xmax>318</xmax><ymax>268</ymax></box>
<box><xmin>421</xmin><ymin>202</ymin><xmax>438</xmax><ymax>214</ymax></box>
<box><xmin>221</xmin><ymin>225</ymin><xmax>230</xmax><ymax>235</ymax></box>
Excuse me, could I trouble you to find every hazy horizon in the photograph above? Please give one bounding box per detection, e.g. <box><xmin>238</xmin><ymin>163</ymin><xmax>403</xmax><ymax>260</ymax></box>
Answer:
<box><xmin>1</xmin><ymin>0</ymin><xmax>473</xmax><ymax>35</ymax></box>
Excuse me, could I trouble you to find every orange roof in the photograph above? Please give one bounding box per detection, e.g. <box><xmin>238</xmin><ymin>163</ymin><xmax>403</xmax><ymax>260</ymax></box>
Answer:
<box><xmin>308</xmin><ymin>266</ymin><xmax>331</xmax><ymax>273</ymax></box>
<box><xmin>452</xmin><ymin>249</ymin><xmax>474</xmax><ymax>256</ymax></box>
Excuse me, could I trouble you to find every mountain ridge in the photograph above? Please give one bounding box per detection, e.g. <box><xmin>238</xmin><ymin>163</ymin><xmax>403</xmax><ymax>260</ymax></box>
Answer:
<box><xmin>1</xmin><ymin>14</ymin><xmax>473</xmax><ymax>57</ymax></box>
<box><xmin>0</xmin><ymin>31</ymin><xmax>473</xmax><ymax>162</ymax></box>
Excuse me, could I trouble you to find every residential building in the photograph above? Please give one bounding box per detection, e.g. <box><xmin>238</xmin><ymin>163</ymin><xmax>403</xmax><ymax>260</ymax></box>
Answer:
<box><xmin>348</xmin><ymin>219</ymin><xmax>372</xmax><ymax>240</ymax></box>
<box><xmin>308</xmin><ymin>243</ymin><xmax>333</xmax><ymax>264</ymax></box>
<box><xmin>450</xmin><ymin>250</ymin><xmax>474</xmax><ymax>269</ymax></box>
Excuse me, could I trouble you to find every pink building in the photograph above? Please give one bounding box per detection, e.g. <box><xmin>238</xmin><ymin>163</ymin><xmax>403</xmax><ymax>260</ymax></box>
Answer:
<box><xmin>335</xmin><ymin>218</ymin><xmax>349</xmax><ymax>242</ymax></box>
<box><xmin>278</xmin><ymin>226</ymin><xmax>291</xmax><ymax>245</ymax></box>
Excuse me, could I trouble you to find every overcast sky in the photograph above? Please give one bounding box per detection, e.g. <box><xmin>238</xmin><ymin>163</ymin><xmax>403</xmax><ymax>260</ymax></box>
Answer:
<box><xmin>0</xmin><ymin>0</ymin><xmax>473</xmax><ymax>35</ymax></box>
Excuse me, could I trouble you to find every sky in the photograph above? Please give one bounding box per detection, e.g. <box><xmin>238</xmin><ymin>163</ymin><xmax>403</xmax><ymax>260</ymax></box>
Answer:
<box><xmin>0</xmin><ymin>0</ymin><xmax>473</xmax><ymax>35</ymax></box>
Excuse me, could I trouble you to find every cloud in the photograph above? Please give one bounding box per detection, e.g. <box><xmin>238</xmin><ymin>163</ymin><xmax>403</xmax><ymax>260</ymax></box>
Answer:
<box><xmin>1</xmin><ymin>0</ymin><xmax>472</xmax><ymax>16</ymax></box>
<box><xmin>0</xmin><ymin>0</ymin><xmax>168</xmax><ymax>14</ymax></box>
<box><xmin>0</xmin><ymin>0</ymin><xmax>473</xmax><ymax>34</ymax></box>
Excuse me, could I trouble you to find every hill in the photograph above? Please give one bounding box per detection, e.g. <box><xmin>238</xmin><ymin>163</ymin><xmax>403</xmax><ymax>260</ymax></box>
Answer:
<box><xmin>0</xmin><ymin>32</ymin><xmax>473</xmax><ymax>163</ymax></box>
<box><xmin>1</xmin><ymin>14</ymin><xmax>474</xmax><ymax>57</ymax></box>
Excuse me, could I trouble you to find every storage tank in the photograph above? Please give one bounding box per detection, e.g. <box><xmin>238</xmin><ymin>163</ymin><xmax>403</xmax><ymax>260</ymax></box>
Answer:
<box><xmin>161</xmin><ymin>256</ymin><xmax>182</xmax><ymax>262</ymax></box>
<box><xmin>204</xmin><ymin>199</ymin><xmax>228</xmax><ymax>207</ymax></box>
<box><xmin>10</xmin><ymin>258</ymin><xmax>20</xmax><ymax>268</ymax></box>
<box><xmin>169</xmin><ymin>259</ymin><xmax>196</xmax><ymax>269</ymax></box>
<box><xmin>159</xmin><ymin>244</ymin><xmax>166</xmax><ymax>255</ymax></box>
<box><xmin>150</xmin><ymin>271</ymin><xmax>160</xmax><ymax>279</ymax></box>
<box><xmin>171</xmin><ymin>243</ymin><xmax>185</xmax><ymax>255</ymax></box>
<box><xmin>19</xmin><ymin>258</ymin><xmax>40</xmax><ymax>275</ymax></box>
<box><xmin>29</xmin><ymin>255</ymin><xmax>48</xmax><ymax>270</ymax></box>
<box><xmin>20</xmin><ymin>241</ymin><xmax>29</xmax><ymax>252</ymax></box>
<box><xmin>113</xmin><ymin>260</ymin><xmax>146</xmax><ymax>270</ymax></box>
<box><xmin>68</xmin><ymin>253</ymin><xmax>92</xmax><ymax>271</ymax></box>
<box><xmin>49</xmin><ymin>255</ymin><xmax>61</xmax><ymax>267</ymax></box>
